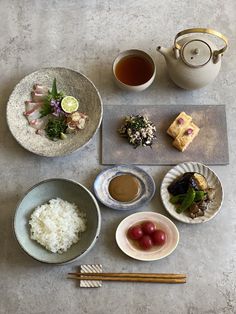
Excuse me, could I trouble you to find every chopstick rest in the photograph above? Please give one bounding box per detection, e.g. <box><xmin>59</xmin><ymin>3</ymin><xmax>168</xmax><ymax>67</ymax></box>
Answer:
<box><xmin>79</xmin><ymin>264</ymin><xmax>103</xmax><ymax>288</ymax></box>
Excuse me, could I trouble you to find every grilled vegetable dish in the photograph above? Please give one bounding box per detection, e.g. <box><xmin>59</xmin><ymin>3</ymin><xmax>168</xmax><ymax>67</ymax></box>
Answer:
<box><xmin>168</xmin><ymin>172</ymin><xmax>215</xmax><ymax>219</ymax></box>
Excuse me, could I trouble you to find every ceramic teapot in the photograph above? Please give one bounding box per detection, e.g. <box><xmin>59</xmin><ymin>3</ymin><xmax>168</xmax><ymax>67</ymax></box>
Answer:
<box><xmin>157</xmin><ymin>28</ymin><xmax>228</xmax><ymax>90</ymax></box>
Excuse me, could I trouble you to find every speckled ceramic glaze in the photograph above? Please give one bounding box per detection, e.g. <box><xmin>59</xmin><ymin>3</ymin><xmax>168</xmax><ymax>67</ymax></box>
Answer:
<box><xmin>93</xmin><ymin>165</ymin><xmax>156</xmax><ymax>210</ymax></box>
<box><xmin>160</xmin><ymin>162</ymin><xmax>223</xmax><ymax>224</ymax></box>
<box><xmin>13</xmin><ymin>178</ymin><xmax>101</xmax><ymax>264</ymax></box>
<box><xmin>7</xmin><ymin>67</ymin><xmax>103</xmax><ymax>157</ymax></box>
<box><xmin>116</xmin><ymin>212</ymin><xmax>179</xmax><ymax>261</ymax></box>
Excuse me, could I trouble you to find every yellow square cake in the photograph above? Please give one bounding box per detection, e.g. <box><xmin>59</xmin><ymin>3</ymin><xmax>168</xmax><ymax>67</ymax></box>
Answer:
<box><xmin>172</xmin><ymin>122</ymin><xmax>200</xmax><ymax>152</ymax></box>
<box><xmin>167</xmin><ymin>112</ymin><xmax>192</xmax><ymax>139</ymax></box>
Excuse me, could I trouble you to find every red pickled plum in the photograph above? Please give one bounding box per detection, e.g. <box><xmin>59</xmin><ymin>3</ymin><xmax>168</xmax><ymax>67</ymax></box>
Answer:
<box><xmin>151</xmin><ymin>230</ymin><xmax>166</xmax><ymax>246</ymax></box>
<box><xmin>128</xmin><ymin>225</ymin><xmax>143</xmax><ymax>240</ymax></box>
<box><xmin>138</xmin><ymin>235</ymin><xmax>153</xmax><ymax>250</ymax></box>
<box><xmin>141</xmin><ymin>221</ymin><xmax>157</xmax><ymax>235</ymax></box>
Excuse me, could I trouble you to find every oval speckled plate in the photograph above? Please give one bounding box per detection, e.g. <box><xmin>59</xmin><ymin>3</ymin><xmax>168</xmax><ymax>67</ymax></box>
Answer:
<box><xmin>116</xmin><ymin>212</ymin><xmax>179</xmax><ymax>261</ymax></box>
<box><xmin>93</xmin><ymin>165</ymin><xmax>155</xmax><ymax>210</ymax></box>
<box><xmin>7</xmin><ymin>67</ymin><xmax>103</xmax><ymax>157</ymax></box>
<box><xmin>160</xmin><ymin>162</ymin><xmax>224</xmax><ymax>224</ymax></box>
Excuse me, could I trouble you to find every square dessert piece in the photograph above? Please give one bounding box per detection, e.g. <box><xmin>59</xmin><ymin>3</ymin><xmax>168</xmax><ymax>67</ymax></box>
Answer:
<box><xmin>172</xmin><ymin>122</ymin><xmax>200</xmax><ymax>152</ymax></box>
<box><xmin>167</xmin><ymin>112</ymin><xmax>192</xmax><ymax>138</ymax></box>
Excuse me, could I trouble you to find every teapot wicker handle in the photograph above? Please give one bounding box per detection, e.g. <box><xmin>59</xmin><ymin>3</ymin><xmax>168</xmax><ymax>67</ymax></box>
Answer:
<box><xmin>174</xmin><ymin>28</ymin><xmax>228</xmax><ymax>60</ymax></box>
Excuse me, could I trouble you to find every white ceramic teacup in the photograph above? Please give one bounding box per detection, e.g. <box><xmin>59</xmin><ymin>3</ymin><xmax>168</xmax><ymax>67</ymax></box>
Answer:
<box><xmin>112</xmin><ymin>49</ymin><xmax>156</xmax><ymax>92</ymax></box>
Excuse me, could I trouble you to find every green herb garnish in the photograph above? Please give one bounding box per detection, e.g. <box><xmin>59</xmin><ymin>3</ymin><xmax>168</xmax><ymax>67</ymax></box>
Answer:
<box><xmin>40</xmin><ymin>97</ymin><xmax>53</xmax><ymax>117</ymax></box>
<box><xmin>128</xmin><ymin>116</ymin><xmax>147</xmax><ymax>131</ymax></box>
<box><xmin>40</xmin><ymin>79</ymin><xmax>65</xmax><ymax>117</ymax></box>
<box><xmin>45</xmin><ymin>118</ymin><xmax>67</xmax><ymax>140</ymax></box>
<box><xmin>51</xmin><ymin>78</ymin><xmax>58</xmax><ymax>99</ymax></box>
<box><xmin>48</xmin><ymin>78</ymin><xmax>65</xmax><ymax>100</ymax></box>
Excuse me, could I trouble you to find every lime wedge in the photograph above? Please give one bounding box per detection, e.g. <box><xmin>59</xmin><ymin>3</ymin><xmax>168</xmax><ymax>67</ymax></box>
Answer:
<box><xmin>61</xmin><ymin>96</ymin><xmax>79</xmax><ymax>113</ymax></box>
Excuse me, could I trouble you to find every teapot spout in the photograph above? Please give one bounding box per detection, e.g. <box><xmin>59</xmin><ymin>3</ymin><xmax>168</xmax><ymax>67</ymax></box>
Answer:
<box><xmin>157</xmin><ymin>46</ymin><xmax>178</xmax><ymax>62</ymax></box>
<box><xmin>156</xmin><ymin>46</ymin><xmax>169</xmax><ymax>57</ymax></box>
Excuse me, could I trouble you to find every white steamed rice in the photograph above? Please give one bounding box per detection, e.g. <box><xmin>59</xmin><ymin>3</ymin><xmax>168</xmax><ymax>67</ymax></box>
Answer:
<box><xmin>29</xmin><ymin>198</ymin><xmax>86</xmax><ymax>254</ymax></box>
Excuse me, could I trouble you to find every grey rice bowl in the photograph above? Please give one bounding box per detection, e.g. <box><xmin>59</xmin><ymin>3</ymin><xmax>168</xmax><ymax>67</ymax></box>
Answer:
<box><xmin>13</xmin><ymin>178</ymin><xmax>101</xmax><ymax>264</ymax></box>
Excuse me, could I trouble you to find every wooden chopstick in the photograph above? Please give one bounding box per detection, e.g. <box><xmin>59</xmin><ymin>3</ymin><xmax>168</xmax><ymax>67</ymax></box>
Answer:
<box><xmin>68</xmin><ymin>275</ymin><xmax>186</xmax><ymax>284</ymax></box>
<box><xmin>67</xmin><ymin>272</ymin><xmax>187</xmax><ymax>284</ymax></box>
<box><xmin>68</xmin><ymin>272</ymin><xmax>186</xmax><ymax>279</ymax></box>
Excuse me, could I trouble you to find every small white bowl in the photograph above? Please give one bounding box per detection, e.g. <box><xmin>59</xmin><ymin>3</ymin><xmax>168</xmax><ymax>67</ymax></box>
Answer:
<box><xmin>116</xmin><ymin>212</ymin><xmax>179</xmax><ymax>261</ymax></box>
<box><xmin>112</xmin><ymin>49</ymin><xmax>156</xmax><ymax>92</ymax></box>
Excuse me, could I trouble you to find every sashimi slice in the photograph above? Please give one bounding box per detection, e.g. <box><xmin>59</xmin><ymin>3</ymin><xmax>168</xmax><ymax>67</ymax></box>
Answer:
<box><xmin>25</xmin><ymin>100</ymin><xmax>43</xmax><ymax>109</ymax></box>
<box><xmin>26</xmin><ymin>107</ymin><xmax>42</xmax><ymax>122</ymax></box>
<box><xmin>35</xmin><ymin>129</ymin><xmax>46</xmax><ymax>136</ymax></box>
<box><xmin>24</xmin><ymin>102</ymin><xmax>43</xmax><ymax>115</ymax></box>
<box><xmin>29</xmin><ymin>116</ymin><xmax>48</xmax><ymax>130</ymax></box>
<box><xmin>31</xmin><ymin>91</ymin><xmax>47</xmax><ymax>102</ymax></box>
<box><xmin>33</xmin><ymin>84</ymin><xmax>49</xmax><ymax>94</ymax></box>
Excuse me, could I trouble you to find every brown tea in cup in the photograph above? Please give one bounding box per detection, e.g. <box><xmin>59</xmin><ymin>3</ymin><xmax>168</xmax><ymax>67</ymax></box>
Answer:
<box><xmin>113</xmin><ymin>49</ymin><xmax>156</xmax><ymax>91</ymax></box>
<box><xmin>115</xmin><ymin>54</ymin><xmax>154</xmax><ymax>86</ymax></box>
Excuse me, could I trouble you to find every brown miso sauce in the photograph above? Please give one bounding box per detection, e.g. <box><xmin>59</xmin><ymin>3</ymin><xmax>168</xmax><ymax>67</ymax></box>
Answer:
<box><xmin>108</xmin><ymin>174</ymin><xmax>141</xmax><ymax>202</ymax></box>
<box><xmin>115</xmin><ymin>55</ymin><xmax>154</xmax><ymax>86</ymax></box>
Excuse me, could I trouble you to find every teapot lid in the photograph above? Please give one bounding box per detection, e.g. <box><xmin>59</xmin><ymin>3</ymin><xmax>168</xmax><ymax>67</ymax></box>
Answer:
<box><xmin>181</xmin><ymin>39</ymin><xmax>212</xmax><ymax>68</ymax></box>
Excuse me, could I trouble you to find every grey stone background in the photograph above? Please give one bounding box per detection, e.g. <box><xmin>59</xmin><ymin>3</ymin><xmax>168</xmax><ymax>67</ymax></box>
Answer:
<box><xmin>0</xmin><ymin>1</ymin><xmax>235</xmax><ymax>313</ymax></box>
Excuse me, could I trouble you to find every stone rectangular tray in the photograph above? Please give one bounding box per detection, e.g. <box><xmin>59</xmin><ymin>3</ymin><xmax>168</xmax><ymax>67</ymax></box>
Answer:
<box><xmin>102</xmin><ymin>105</ymin><xmax>229</xmax><ymax>165</ymax></box>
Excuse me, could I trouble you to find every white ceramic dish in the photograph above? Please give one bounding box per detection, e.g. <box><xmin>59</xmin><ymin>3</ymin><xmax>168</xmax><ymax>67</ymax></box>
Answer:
<box><xmin>112</xmin><ymin>49</ymin><xmax>156</xmax><ymax>92</ymax></box>
<box><xmin>115</xmin><ymin>212</ymin><xmax>179</xmax><ymax>261</ymax></box>
<box><xmin>160</xmin><ymin>162</ymin><xmax>224</xmax><ymax>224</ymax></box>
<box><xmin>7</xmin><ymin>67</ymin><xmax>103</xmax><ymax>157</ymax></box>
<box><xmin>93</xmin><ymin>165</ymin><xmax>155</xmax><ymax>210</ymax></box>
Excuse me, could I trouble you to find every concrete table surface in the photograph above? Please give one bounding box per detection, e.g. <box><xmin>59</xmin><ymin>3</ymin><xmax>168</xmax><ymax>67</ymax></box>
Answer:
<box><xmin>0</xmin><ymin>1</ymin><xmax>235</xmax><ymax>313</ymax></box>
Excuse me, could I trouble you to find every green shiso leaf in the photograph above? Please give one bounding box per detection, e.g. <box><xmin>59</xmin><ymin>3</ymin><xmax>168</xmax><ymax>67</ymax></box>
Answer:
<box><xmin>51</xmin><ymin>78</ymin><xmax>58</xmax><ymax>99</ymax></box>
<box><xmin>48</xmin><ymin>78</ymin><xmax>65</xmax><ymax>100</ymax></box>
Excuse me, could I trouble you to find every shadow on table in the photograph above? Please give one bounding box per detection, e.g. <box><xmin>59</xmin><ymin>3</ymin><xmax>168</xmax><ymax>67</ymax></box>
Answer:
<box><xmin>0</xmin><ymin>192</ymin><xmax>47</xmax><ymax>269</ymax></box>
